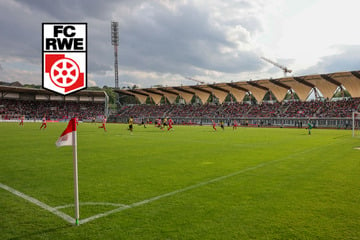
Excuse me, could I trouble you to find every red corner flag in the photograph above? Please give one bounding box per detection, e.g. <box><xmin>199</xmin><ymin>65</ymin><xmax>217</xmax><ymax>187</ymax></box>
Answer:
<box><xmin>56</xmin><ymin>118</ymin><xmax>77</xmax><ymax>147</ymax></box>
<box><xmin>55</xmin><ymin>118</ymin><xmax>80</xmax><ymax>225</ymax></box>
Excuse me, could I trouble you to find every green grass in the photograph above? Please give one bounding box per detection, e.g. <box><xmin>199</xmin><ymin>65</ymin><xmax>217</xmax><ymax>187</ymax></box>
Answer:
<box><xmin>1</xmin><ymin>122</ymin><xmax>360</xmax><ymax>239</ymax></box>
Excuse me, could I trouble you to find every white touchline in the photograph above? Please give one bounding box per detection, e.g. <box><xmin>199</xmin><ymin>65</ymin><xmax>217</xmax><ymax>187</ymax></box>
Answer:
<box><xmin>0</xmin><ymin>182</ymin><xmax>74</xmax><ymax>224</ymax></box>
<box><xmin>79</xmin><ymin>162</ymin><xmax>268</xmax><ymax>224</ymax></box>
<box><xmin>0</xmin><ymin>143</ymin><xmax>338</xmax><ymax>225</ymax></box>
<box><xmin>79</xmin><ymin>145</ymin><xmax>328</xmax><ymax>225</ymax></box>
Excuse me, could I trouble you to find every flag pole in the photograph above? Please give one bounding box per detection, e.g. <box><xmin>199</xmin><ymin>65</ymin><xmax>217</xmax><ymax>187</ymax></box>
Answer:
<box><xmin>72</xmin><ymin>120</ymin><xmax>80</xmax><ymax>226</ymax></box>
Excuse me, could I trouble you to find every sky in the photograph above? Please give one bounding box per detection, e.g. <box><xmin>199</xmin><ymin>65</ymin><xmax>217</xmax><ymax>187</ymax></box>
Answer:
<box><xmin>1</xmin><ymin>0</ymin><xmax>360</xmax><ymax>89</ymax></box>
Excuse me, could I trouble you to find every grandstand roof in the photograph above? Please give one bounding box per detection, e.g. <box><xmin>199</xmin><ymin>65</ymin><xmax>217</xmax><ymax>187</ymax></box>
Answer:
<box><xmin>331</xmin><ymin>71</ymin><xmax>360</xmax><ymax>98</ymax></box>
<box><xmin>279</xmin><ymin>77</ymin><xmax>313</xmax><ymax>101</ymax></box>
<box><xmin>115</xmin><ymin>70</ymin><xmax>360</xmax><ymax>104</ymax></box>
<box><xmin>0</xmin><ymin>85</ymin><xmax>106</xmax><ymax>101</ymax></box>
<box><xmin>256</xmin><ymin>79</ymin><xmax>290</xmax><ymax>102</ymax></box>
<box><xmin>303</xmin><ymin>74</ymin><xmax>340</xmax><ymax>99</ymax></box>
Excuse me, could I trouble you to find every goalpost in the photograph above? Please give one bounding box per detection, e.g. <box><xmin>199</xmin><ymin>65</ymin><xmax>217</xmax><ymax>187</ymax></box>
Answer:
<box><xmin>352</xmin><ymin>111</ymin><xmax>360</xmax><ymax>137</ymax></box>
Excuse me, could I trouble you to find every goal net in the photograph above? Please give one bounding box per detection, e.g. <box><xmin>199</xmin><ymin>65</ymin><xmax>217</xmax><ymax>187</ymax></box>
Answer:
<box><xmin>352</xmin><ymin>112</ymin><xmax>360</xmax><ymax>137</ymax></box>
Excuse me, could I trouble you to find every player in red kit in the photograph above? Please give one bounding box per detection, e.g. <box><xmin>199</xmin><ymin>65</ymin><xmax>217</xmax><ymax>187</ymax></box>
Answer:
<box><xmin>156</xmin><ymin>118</ymin><xmax>161</xmax><ymax>128</ymax></box>
<box><xmin>98</xmin><ymin>117</ymin><xmax>107</xmax><ymax>132</ymax></box>
<box><xmin>167</xmin><ymin>118</ymin><xmax>174</xmax><ymax>131</ymax></box>
<box><xmin>19</xmin><ymin>115</ymin><xmax>24</xmax><ymax>126</ymax></box>
<box><xmin>233</xmin><ymin>120</ymin><xmax>238</xmax><ymax>130</ymax></box>
<box><xmin>40</xmin><ymin>115</ymin><xmax>47</xmax><ymax>130</ymax></box>
<box><xmin>212</xmin><ymin>120</ymin><xmax>217</xmax><ymax>131</ymax></box>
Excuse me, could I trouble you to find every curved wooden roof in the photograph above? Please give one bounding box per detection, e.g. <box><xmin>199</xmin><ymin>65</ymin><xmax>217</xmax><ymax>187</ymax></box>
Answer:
<box><xmin>115</xmin><ymin>70</ymin><xmax>360</xmax><ymax>104</ymax></box>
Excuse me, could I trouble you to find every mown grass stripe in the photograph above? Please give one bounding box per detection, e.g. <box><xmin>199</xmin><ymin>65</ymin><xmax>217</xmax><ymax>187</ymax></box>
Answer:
<box><xmin>0</xmin><ymin>182</ymin><xmax>75</xmax><ymax>224</ymax></box>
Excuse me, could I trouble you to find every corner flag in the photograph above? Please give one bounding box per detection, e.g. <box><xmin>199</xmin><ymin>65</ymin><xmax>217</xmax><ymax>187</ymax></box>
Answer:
<box><xmin>55</xmin><ymin>118</ymin><xmax>80</xmax><ymax>226</ymax></box>
<box><xmin>56</xmin><ymin>118</ymin><xmax>77</xmax><ymax>147</ymax></box>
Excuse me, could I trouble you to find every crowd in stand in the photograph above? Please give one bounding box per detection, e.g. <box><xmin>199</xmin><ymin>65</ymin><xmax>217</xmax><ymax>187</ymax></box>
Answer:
<box><xmin>2</xmin><ymin>98</ymin><xmax>359</xmax><ymax>122</ymax></box>
<box><xmin>116</xmin><ymin>98</ymin><xmax>360</xmax><ymax>119</ymax></box>
<box><xmin>0</xmin><ymin>99</ymin><xmax>105</xmax><ymax>121</ymax></box>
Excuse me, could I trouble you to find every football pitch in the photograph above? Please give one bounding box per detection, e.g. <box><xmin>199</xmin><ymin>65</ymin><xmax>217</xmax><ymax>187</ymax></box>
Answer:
<box><xmin>1</xmin><ymin>122</ymin><xmax>360</xmax><ymax>239</ymax></box>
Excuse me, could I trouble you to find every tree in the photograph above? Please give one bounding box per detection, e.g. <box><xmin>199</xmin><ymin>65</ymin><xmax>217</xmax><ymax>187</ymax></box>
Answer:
<box><xmin>102</xmin><ymin>86</ymin><xmax>116</xmax><ymax>104</ymax></box>
<box><xmin>263</xmin><ymin>91</ymin><xmax>277</xmax><ymax>102</ymax></box>
<box><xmin>160</xmin><ymin>96</ymin><xmax>170</xmax><ymax>104</ymax></box>
<box><xmin>224</xmin><ymin>93</ymin><xmax>236</xmax><ymax>103</ymax></box>
<box><xmin>146</xmin><ymin>96</ymin><xmax>155</xmax><ymax>104</ymax></box>
<box><xmin>284</xmin><ymin>91</ymin><xmax>299</xmax><ymax>101</ymax></box>
<box><xmin>333</xmin><ymin>88</ymin><xmax>351</xmax><ymax>98</ymax></box>
<box><xmin>243</xmin><ymin>93</ymin><xmax>257</xmax><ymax>104</ymax></box>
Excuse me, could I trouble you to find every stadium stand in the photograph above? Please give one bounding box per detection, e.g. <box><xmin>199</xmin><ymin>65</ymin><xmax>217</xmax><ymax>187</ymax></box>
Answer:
<box><xmin>113</xmin><ymin>70</ymin><xmax>360</xmax><ymax>128</ymax></box>
<box><xmin>0</xmin><ymin>85</ymin><xmax>107</xmax><ymax>121</ymax></box>
<box><xmin>115</xmin><ymin>99</ymin><xmax>360</xmax><ymax>119</ymax></box>
<box><xmin>2</xmin><ymin>70</ymin><xmax>360</xmax><ymax>128</ymax></box>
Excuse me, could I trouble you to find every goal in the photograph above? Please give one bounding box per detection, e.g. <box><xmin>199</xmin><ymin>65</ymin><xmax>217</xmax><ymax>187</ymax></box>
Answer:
<box><xmin>352</xmin><ymin>112</ymin><xmax>360</xmax><ymax>137</ymax></box>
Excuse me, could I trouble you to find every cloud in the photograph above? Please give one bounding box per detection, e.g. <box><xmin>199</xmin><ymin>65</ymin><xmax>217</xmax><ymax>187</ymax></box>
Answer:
<box><xmin>14</xmin><ymin>0</ymin><xmax>123</xmax><ymax>20</ymax></box>
<box><xmin>118</xmin><ymin>1</ymin><xmax>265</xmax><ymax>76</ymax></box>
<box><xmin>1</xmin><ymin>68</ymin><xmax>41</xmax><ymax>85</ymax></box>
<box><xmin>88</xmin><ymin>79</ymin><xmax>97</xmax><ymax>87</ymax></box>
<box><xmin>0</xmin><ymin>0</ymin><xmax>269</xmax><ymax>87</ymax></box>
<box><xmin>6</xmin><ymin>0</ymin><xmax>357</xmax><ymax>88</ymax></box>
<box><xmin>299</xmin><ymin>45</ymin><xmax>360</xmax><ymax>75</ymax></box>
<box><xmin>0</xmin><ymin>1</ymin><xmax>41</xmax><ymax>64</ymax></box>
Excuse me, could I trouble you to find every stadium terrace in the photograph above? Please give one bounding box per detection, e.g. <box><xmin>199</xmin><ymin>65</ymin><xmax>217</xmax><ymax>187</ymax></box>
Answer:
<box><xmin>113</xmin><ymin>70</ymin><xmax>360</xmax><ymax>129</ymax></box>
<box><xmin>2</xmin><ymin>70</ymin><xmax>360</xmax><ymax>129</ymax></box>
<box><xmin>0</xmin><ymin>85</ymin><xmax>108</xmax><ymax>122</ymax></box>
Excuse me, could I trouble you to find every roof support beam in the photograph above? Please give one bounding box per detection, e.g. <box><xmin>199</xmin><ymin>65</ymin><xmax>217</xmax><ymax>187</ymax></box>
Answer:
<box><xmin>320</xmin><ymin>74</ymin><xmax>342</xmax><ymax>86</ymax></box>
<box><xmin>269</xmin><ymin>79</ymin><xmax>291</xmax><ymax>90</ymax></box>
<box><xmin>226</xmin><ymin>83</ymin><xmax>249</xmax><ymax>92</ymax></box>
<box><xmin>207</xmin><ymin>85</ymin><xmax>230</xmax><ymax>93</ymax></box>
<box><xmin>293</xmin><ymin>77</ymin><xmax>315</xmax><ymax>88</ymax></box>
<box><xmin>158</xmin><ymin>88</ymin><xmax>180</xmax><ymax>95</ymax></box>
<box><xmin>189</xmin><ymin>85</ymin><xmax>212</xmax><ymax>94</ymax></box>
<box><xmin>127</xmin><ymin>89</ymin><xmax>149</xmax><ymax>97</ymax></box>
<box><xmin>351</xmin><ymin>71</ymin><xmax>360</xmax><ymax>79</ymax></box>
<box><xmin>247</xmin><ymin>81</ymin><xmax>269</xmax><ymax>91</ymax></box>
<box><xmin>173</xmin><ymin>87</ymin><xmax>195</xmax><ymax>95</ymax></box>
<box><xmin>142</xmin><ymin>89</ymin><xmax>164</xmax><ymax>96</ymax></box>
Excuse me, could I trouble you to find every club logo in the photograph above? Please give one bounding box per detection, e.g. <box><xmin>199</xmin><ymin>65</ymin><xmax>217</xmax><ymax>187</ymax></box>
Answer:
<box><xmin>42</xmin><ymin>23</ymin><xmax>87</xmax><ymax>95</ymax></box>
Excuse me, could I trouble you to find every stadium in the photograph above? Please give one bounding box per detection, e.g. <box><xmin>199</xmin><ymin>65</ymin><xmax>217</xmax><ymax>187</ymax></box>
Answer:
<box><xmin>2</xmin><ymin>69</ymin><xmax>360</xmax><ymax>239</ymax></box>
<box><xmin>2</xmin><ymin>1</ymin><xmax>360</xmax><ymax>239</ymax></box>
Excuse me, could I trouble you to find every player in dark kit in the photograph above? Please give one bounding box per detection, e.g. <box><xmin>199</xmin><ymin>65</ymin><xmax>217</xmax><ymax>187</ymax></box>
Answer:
<box><xmin>161</xmin><ymin>118</ymin><xmax>168</xmax><ymax>130</ymax></box>
<box><xmin>128</xmin><ymin>116</ymin><xmax>134</xmax><ymax>133</ymax></box>
<box><xmin>220</xmin><ymin>121</ymin><xmax>225</xmax><ymax>130</ymax></box>
<box><xmin>141</xmin><ymin>118</ymin><xmax>147</xmax><ymax>128</ymax></box>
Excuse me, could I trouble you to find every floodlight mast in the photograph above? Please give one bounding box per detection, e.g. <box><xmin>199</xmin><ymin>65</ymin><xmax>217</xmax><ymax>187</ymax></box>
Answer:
<box><xmin>111</xmin><ymin>21</ymin><xmax>119</xmax><ymax>89</ymax></box>
<box><xmin>261</xmin><ymin>57</ymin><xmax>292</xmax><ymax>76</ymax></box>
